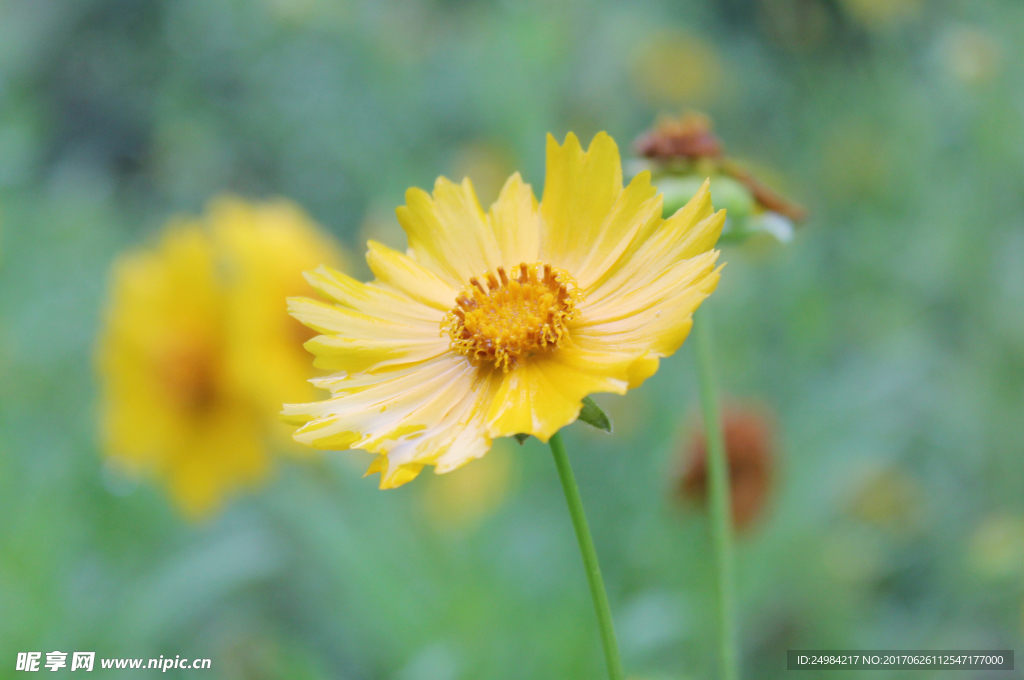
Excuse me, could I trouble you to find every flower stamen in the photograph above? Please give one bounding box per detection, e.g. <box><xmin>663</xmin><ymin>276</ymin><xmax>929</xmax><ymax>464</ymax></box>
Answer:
<box><xmin>443</xmin><ymin>262</ymin><xmax>582</xmax><ymax>371</ymax></box>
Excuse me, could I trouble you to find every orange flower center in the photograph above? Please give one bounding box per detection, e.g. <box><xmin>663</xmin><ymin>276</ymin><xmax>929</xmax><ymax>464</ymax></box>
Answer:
<box><xmin>443</xmin><ymin>262</ymin><xmax>581</xmax><ymax>371</ymax></box>
<box><xmin>159</xmin><ymin>338</ymin><xmax>220</xmax><ymax>415</ymax></box>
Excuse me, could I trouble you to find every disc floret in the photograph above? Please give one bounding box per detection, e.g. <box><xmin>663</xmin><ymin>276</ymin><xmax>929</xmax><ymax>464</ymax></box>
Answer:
<box><xmin>443</xmin><ymin>262</ymin><xmax>582</xmax><ymax>371</ymax></box>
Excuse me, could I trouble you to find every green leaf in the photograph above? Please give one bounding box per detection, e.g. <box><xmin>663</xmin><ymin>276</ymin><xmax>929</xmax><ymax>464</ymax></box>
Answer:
<box><xmin>578</xmin><ymin>396</ymin><xmax>612</xmax><ymax>433</ymax></box>
<box><xmin>513</xmin><ymin>433</ymin><xmax>530</xmax><ymax>445</ymax></box>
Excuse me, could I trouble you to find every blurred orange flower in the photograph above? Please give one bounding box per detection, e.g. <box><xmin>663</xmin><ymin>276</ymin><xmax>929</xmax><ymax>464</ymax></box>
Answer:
<box><xmin>678</xmin><ymin>405</ymin><xmax>776</xmax><ymax>531</ymax></box>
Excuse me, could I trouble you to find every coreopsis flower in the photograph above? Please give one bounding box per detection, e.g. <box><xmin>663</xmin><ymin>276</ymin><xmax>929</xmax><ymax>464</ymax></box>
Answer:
<box><xmin>283</xmin><ymin>132</ymin><xmax>724</xmax><ymax>488</ymax></box>
<box><xmin>679</xmin><ymin>405</ymin><xmax>776</xmax><ymax>531</ymax></box>
<box><xmin>97</xmin><ymin>198</ymin><xmax>345</xmax><ymax>518</ymax></box>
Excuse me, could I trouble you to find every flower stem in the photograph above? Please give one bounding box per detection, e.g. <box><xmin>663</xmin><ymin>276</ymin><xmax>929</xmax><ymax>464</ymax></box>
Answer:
<box><xmin>549</xmin><ymin>430</ymin><xmax>625</xmax><ymax>680</ymax></box>
<box><xmin>694</xmin><ymin>310</ymin><xmax>739</xmax><ymax>680</ymax></box>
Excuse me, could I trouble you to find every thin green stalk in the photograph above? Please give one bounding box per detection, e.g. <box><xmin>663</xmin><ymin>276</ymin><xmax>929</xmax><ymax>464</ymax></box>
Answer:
<box><xmin>549</xmin><ymin>430</ymin><xmax>625</xmax><ymax>680</ymax></box>
<box><xmin>694</xmin><ymin>310</ymin><xmax>739</xmax><ymax>680</ymax></box>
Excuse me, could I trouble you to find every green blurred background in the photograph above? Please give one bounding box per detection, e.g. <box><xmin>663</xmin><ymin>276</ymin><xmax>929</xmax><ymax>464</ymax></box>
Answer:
<box><xmin>2</xmin><ymin>0</ymin><xmax>1023</xmax><ymax>677</ymax></box>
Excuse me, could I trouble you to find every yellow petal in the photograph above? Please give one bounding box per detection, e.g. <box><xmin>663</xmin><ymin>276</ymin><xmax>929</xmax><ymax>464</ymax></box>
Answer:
<box><xmin>587</xmin><ymin>180</ymin><xmax>722</xmax><ymax>306</ymax></box>
<box><xmin>303</xmin><ymin>264</ymin><xmax>442</xmax><ymax>323</ymax></box>
<box><xmin>657</xmin><ymin>178</ymin><xmax>722</xmax><ymax>259</ymax></box>
<box><xmin>487</xmin><ymin>172</ymin><xmax>541</xmax><ymax>268</ymax></box>
<box><xmin>588</xmin><ymin>216</ymin><xmax>724</xmax><ymax>314</ymax></box>
<box><xmin>573</xmin><ymin>171</ymin><xmax>663</xmax><ymax>291</ymax></box>
<box><xmin>283</xmin><ymin>355</ymin><xmax>501</xmax><ymax>488</ymax></box>
<box><xmin>538</xmin><ymin>132</ymin><xmax>623</xmax><ymax>275</ymax></box>
<box><xmin>365</xmin><ymin>240</ymin><xmax>456</xmax><ymax>311</ymax></box>
<box><xmin>575</xmin><ymin>254</ymin><xmax>722</xmax><ymax>379</ymax></box>
<box><xmin>567</xmin><ymin>183</ymin><xmax>723</xmax><ymax>391</ymax></box>
<box><xmin>379</xmin><ymin>463</ymin><xmax>425</xmax><ymax>489</ymax></box>
<box><xmin>396</xmin><ymin>177</ymin><xmax>502</xmax><ymax>286</ymax></box>
<box><xmin>626</xmin><ymin>353</ymin><xmax>660</xmax><ymax>389</ymax></box>
<box><xmin>583</xmin><ymin>250</ymin><xmax>720</xmax><ymax>324</ymax></box>
<box><xmin>485</xmin><ymin>347</ymin><xmax>630</xmax><ymax>442</ymax></box>
<box><xmin>288</xmin><ymin>296</ymin><xmax>447</xmax><ymax>372</ymax></box>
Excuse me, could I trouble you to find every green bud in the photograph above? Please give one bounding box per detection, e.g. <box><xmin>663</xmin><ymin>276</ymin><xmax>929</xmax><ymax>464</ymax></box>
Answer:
<box><xmin>656</xmin><ymin>174</ymin><xmax>755</xmax><ymax>225</ymax></box>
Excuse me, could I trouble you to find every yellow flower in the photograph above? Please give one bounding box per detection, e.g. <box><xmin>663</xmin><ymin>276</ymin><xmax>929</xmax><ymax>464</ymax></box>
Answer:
<box><xmin>97</xmin><ymin>197</ymin><xmax>345</xmax><ymax>518</ymax></box>
<box><xmin>284</xmin><ymin>133</ymin><xmax>724</xmax><ymax>488</ymax></box>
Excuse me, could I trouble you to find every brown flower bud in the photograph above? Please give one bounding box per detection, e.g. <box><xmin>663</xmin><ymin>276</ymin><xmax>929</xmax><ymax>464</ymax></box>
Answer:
<box><xmin>634</xmin><ymin>112</ymin><xmax>723</xmax><ymax>161</ymax></box>
<box><xmin>635</xmin><ymin>112</ymin><xmax>808</xmax><ymax>225</ymax></box>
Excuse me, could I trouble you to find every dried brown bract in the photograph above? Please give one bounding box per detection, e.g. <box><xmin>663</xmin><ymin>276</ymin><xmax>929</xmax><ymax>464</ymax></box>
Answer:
<box><xmin>720</xmin><ymin>159</ymin><xmax>809</xmax><ymax>223</ymax></box>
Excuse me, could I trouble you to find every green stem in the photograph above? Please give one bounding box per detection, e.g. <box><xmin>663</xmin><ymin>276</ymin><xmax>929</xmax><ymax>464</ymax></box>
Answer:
<box><xmin>694</xmin><ymin>310</ymin><xmax>739</xmax><ymax>680</ymax></box>
<box><xmin>549</xmin><ymin>430</ymin><xmax>625</xmax><ymax>680</ymax></box>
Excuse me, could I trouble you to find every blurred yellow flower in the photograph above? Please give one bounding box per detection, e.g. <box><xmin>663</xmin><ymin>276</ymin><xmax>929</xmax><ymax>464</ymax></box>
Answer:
<box><xmin>284</xmin><ymin>133</ymin><xmax>723</xmax><ymax>488</ymax></box>
<box><xmin>97</xmin><ymin>197</ymin><xmax>345</xmax><ymax>518</ymax></box>
<box><xmin>846</xmin><ymin>465</ymin><xmax>922</xmax><ymax>534</ymax></box>
<box><xmin>632</xmin><ymin>32</ymin><xmax>725</xmax><ymax>107</ymax></box>
<box><xmin>421</xmin><ymin>439</ymin><xmax>516</xmax><ymax>530</ymax></box>
<box><xmin>969</xmin><ymin>514</ymin><xmax>1024</xmax><ymax>579</ymax></box>
<box><xmin>212</xmin><ymin>198</ymin><xmax>347</xmax><ymax>421</ymax></box>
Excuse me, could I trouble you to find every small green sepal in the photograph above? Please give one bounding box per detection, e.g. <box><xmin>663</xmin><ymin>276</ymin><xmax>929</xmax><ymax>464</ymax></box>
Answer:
<box><xmin>578</xmin><ymin>397</ymin><xmax>612</xmax><ymax>433</ymax></box>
